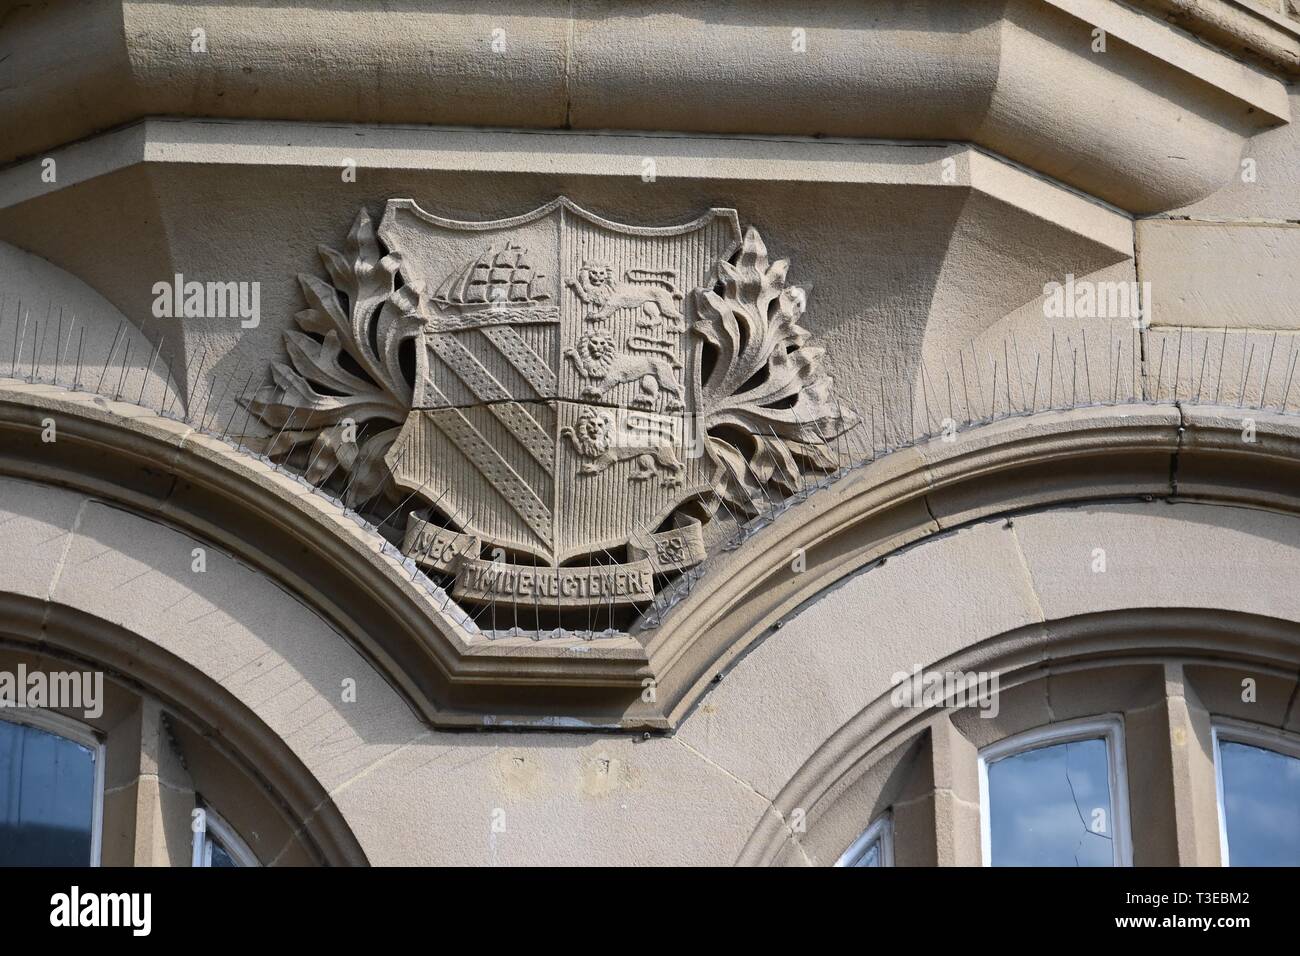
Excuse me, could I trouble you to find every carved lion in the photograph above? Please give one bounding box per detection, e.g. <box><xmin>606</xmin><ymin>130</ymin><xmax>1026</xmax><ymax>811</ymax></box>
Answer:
<box><xmin>566</xmin><ymin>261</ymin><xmax>685</xmax><ymax>330</ymax></box>
<box><xmin>563</xmin><ymin>332</ymin><xmax>685</xmax><ymax>411</ymax></box>
<box><xmin>560</xmin><ymin>407</ymin><xmax>685</xmax><ymax>486</ymax></box>
<box><xmin>564</xmin><ymin>404</ymin><xmax>613</xmax><ymax>459</ymax></box>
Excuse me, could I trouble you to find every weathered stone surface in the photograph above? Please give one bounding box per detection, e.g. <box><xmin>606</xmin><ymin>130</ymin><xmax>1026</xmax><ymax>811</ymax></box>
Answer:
<box><xmin>0</xmin><ymin>476</ymin><xmax>85</xmax><ymax>600</ymax></box>
<box><xmin>1012</xmin><ymin>501</ymin><xmax>1300</xmax><ymax>621</ymax></box>
<box><xmin>1172</xmin><ymin>87</ymin><xmax>1300</xmax><ymax>221</ymax></box>
<box><xmin>329</xmin><ymin>732</ymin><xmax>771</xmax><ymax>866</ymax></box>
<box><xmin>46</xmin><ymin>500</ymin><xmax>428</xmax><ymax>794</ymax></box>
<box><xmin>1139</xmin><ymin>220</ymin><xmax>1300</xmax><ymax>331</ymax></box>
<box><xmin>675</xmin><ymin>520</ymin><xmax>1043</xmax><ymax>800</ymax></box>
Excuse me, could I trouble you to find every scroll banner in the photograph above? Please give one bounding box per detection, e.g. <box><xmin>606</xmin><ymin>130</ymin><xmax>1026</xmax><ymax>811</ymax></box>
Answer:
<box><xmin>400</xmin><ymin>514</ymin><xmax>706</xmax><ymax>606</ymax></box>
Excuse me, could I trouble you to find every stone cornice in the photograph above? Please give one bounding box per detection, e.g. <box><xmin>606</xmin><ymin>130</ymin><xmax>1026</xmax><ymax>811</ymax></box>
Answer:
<box><xmin>0</xmin><ymin>121</ymin><xmax>1136</xmax><ymax>258</ymax></box>
<box><xmin>5</xmin><ymin>379</ymin><xmax>1300</xmax><ymax>729</ymax></box>
<box><xmin>1128</xmin><ymin>0</ymin><xmax>1300</xmax><ymax>74</ymax></box>
<box><xmin>0</xmin><ymin>0</ymin><xmax>1289</xmax><ymax>212</ymax></box>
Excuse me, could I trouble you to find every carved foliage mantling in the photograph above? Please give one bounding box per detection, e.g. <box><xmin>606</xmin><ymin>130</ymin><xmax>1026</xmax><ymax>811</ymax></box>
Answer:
<box><xmin>695</xmin><ymin>228</ymin><xmax>858</xmax><ymax>513</ymax></box>
<box><xmin>246</xmin><ymin>211</ymin><xmax>415</xmax><ymax>503</ymax></box>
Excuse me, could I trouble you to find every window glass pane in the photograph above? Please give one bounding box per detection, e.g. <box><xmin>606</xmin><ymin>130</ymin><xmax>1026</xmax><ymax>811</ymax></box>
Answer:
<box><xmin>853</xmin><ymin>840</ymin><xmax>881</xmax><ymax>868</ymax></box>
<box><xmin>209</xmin><ymin>838</ymin><xmax>238</xmax><ymax>868</ymax></box>
<box><xmin>987</xmin><ymin>737</ymin><xmax>1114</xmax><ymax>866</ymax></box>
<box><xmin>0</xmin><ymin>720</ymin><xmax>97</xmax><ymax>866</ymax></box>
<box><xmin>1219</xmin><ymin>740</ymin><xmax>1300</xmax><ymax>866</ymax></box>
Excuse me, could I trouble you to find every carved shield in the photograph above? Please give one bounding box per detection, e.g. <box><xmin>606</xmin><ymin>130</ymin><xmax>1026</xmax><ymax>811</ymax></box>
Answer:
<box><xmin>379</xmin><ymin>198</ymin><xmax>739</xmax><ymax>566</ymax></box>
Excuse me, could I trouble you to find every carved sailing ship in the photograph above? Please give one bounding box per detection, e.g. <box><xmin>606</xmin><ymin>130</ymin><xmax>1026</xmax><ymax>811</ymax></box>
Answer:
<box><xmin>431</xmin><ymin>241</ymin><xmax>551</xmax><ymax>312</ymax></box>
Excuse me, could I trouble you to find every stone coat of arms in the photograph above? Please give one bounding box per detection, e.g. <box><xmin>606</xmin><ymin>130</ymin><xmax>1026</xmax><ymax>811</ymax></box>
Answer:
<box><xmin>249</xmin><ymin>198</ymin><xmax>856</xmax><ymax>617</ymax></box>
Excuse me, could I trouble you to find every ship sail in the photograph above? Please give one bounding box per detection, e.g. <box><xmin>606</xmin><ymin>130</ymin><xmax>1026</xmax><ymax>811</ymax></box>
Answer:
<box><xmin>433</xmin><ymin>241</ymin><xmax>550</xmax><ymax>310</ymax></box>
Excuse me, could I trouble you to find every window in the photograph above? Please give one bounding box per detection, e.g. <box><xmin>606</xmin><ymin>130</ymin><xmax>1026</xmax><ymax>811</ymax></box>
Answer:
<box><xmin>1213</xmin><ymin>721</ymin><xmax>1300</xmax><ymax>867</ymax></box>
<box><xmin>191</xmin><ymin>804</ymin><xmax>258</xmax><ymax>868</ymax></box>
<box><xmin>978</xmin><ymin>716</ymin><xmax>1131</xmax><ymax>867</ymax></box>
<box><xmin>0</xmin><ymin>711</ymin><xmax>104</xmax><ymax>866</ymax></box>
<box><xmin>836</xmin><ymin>813</ymin><xmax>893</xmax><ymax>867</ymax></box>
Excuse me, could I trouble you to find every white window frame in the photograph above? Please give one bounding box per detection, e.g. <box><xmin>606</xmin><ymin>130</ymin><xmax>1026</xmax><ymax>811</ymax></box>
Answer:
<box><xmin>0</xmin><ymin>708</ymin><xmax>105</xmax><ymax>866</ymax></box>
<box><xmin>191</xmin><ymin>803</ymin><xmax>259</xmax><ymax>867</ymax></box>
<box><xmin>1211</xmin><ymin>719</ymin><xmax>1300</xmax><ymax>867</ymax></box>
<box><xmin>835</xmin><ymin>812</ymin><xmax>894</xmax><ymax>867</ymax></box>
<box><xmin>977</xmin><ymin>715</ymin><xmax>1132</xmax><ymax>867</ymax></box>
